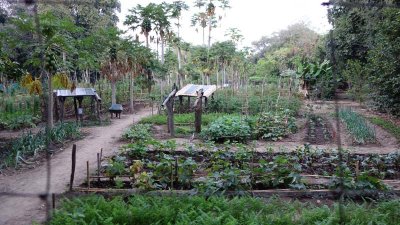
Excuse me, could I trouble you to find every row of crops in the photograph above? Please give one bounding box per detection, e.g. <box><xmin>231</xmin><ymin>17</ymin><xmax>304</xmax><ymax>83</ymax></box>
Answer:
<box><xmin>79</xmin><ymin>123</ymin><xmax>399</xmax><ymax>194</ymax></box>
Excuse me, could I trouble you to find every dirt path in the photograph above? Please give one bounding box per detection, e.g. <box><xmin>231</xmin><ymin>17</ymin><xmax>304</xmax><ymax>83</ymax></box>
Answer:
<box><xmin>0</xmin><ymin>108</ymin><xmax>152</xmax><ymax>225</ymax></box>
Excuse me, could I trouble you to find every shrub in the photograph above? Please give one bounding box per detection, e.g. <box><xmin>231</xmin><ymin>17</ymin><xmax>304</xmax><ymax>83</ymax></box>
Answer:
<box><xmin>256</xmin><ymin>109</ymin><xmax>297</xmax><ymax>141</ymax></box>
<box><xmin>201</xmin><ymin>116</ymin><xmax>252</xmax><ymax>142</ymax></box>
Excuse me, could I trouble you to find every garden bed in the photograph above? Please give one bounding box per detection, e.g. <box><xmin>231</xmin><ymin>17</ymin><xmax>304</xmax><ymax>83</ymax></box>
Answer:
<box><xmin>77</xmin><ymin>139</ymin><xmax>400</xmax><ymax>195</ymax></box>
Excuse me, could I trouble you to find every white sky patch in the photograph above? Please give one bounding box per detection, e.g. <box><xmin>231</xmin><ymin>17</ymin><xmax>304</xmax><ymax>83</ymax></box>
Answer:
<box><xmin>117</xmin><ymin>0</ymin><xmax>331</xmax><ymax>49</ymax></box>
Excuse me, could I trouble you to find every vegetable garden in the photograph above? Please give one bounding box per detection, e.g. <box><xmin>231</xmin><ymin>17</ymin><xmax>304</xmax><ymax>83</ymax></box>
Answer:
<box><xmin>1</xmin><ymin>0</ymin><xmax>400</xmax><ymax>224</ymax></box>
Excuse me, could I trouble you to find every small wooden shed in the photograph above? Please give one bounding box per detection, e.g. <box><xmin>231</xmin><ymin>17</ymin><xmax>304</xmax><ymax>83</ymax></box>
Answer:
<box><xmin>54</xmin><ymin>88</ymin><xmax>101</xmax><ymax>122</ymax></box>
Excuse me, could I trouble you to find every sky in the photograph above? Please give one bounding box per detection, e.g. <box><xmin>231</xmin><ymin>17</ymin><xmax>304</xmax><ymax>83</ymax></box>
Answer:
<box><xmin>117</xmin><ymin>0</ymin><xmax>331</xmax><ymax>48</ymax></box>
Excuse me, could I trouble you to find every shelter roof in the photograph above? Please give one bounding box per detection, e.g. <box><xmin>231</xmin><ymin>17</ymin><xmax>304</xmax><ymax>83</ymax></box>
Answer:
<box><xmin>55</xmin><ymin>88</ymin><xmax>101</xmax><ymax>101</ymax></box>
<box><xmin>175</xmin><ymin>84</ymin><xmax>217</xmax><ymax>98</ymax></box>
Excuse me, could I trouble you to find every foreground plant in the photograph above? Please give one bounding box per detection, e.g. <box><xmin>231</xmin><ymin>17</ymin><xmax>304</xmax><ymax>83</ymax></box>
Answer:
<box><xmin>50</xmin><ymin>195</ymin><xmax>400</xmax><ymax>225</ymax></box>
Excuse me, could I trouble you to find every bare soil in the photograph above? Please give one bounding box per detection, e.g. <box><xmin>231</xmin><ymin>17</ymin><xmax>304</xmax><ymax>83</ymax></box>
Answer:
<box><xmin>0</xmin><ymin>108</ymin><xmax>152</xmax><ymax>225</ymax></box>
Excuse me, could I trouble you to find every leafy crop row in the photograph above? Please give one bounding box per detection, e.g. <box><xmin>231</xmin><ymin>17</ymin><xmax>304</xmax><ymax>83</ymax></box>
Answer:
<box><xmin>50</xmin><ymin>195</ymin><xmax>400</xmax><ymax>225</ymax></box>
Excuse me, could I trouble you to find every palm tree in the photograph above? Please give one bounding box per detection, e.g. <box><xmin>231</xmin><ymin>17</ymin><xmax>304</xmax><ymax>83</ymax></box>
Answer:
<box><xmin>124</xmin><ymin>3</ymin><xmax>157</xmax><ymax>48</ymax></box>
<box><xmin>169</xmin><ymin>1</ymin><xmax>189</xmax><ymax>87</ymax></box>
<box><xmin>191</xmin><ymin>12</ymin><xmax>208</xmax><ymax>46</ymax></box>
<box><xmin>153</xmin><ymin>3</ymin><xmax>170</xmax><ymax>65</ymax></box>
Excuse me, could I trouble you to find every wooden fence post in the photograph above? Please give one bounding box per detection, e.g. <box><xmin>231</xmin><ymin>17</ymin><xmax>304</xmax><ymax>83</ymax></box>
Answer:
<box><xmin>69</xmin><ymin>144</ymin><xmax>76</xmax><ymax>191</ymax></box>
<box><xmin>87</xmin><ymin>161</ymin><xmax>90</xmax><ymax>190</ymax></box>
<box><xmin>162</xmin><ymin>85</ymin><xmax>178</xmax><ymax>137</ymax></box>
<box><xmin>194</xmin><ymin>89</ymin><xmax>204</xmax><ymax>133</ymax></box>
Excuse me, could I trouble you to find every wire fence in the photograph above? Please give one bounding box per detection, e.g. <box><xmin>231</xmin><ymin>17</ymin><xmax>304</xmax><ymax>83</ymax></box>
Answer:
<box><xmin>0</xmin><ymin>0</ymin><xmax>399</xmax><ymax>224</ymax></box>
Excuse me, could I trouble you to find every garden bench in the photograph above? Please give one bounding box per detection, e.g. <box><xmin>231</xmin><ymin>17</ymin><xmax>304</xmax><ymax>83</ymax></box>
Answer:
<box><xmin>109</xmin><ymin>104</ymin><xmax>123</xmax><ymax>119</ymax></box>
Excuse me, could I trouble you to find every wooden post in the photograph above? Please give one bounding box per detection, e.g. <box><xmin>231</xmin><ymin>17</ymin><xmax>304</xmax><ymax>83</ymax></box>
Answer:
<box><xmin>73</xmin><ymin>97</ymin><xmax>78</xmax><ymax>122</ymax></box>
<box><xmin>90</xmin><ymin>96</ymin><xmax>95</xmax><ymax>117</ymax></box>
<box><xmin>97</xmin><ymin>153</ymin><xmax>100</xmax><ymax>182</ymax></box>
<box><xmin>77</xmin><ymin>96</ymin><xmax>84</xmax><ymax>123</ymax></box>
<box><xmin>187</xmin><ymin>96</ymin><xmax>190</xmax><ymax>109</ymax></box>
<box><xmin>59</xmin><ymin>97</ymin><xmax>65</xmax><ymax>122</ymax></box>
<box><xmin>52</xmin><ymin>193</ymin><xmax>55</xmax><ymax>209</ymax></box>
<box><xmin>69</xmin><ymin>144</ymin><xmax>76</xmax><ymax>191</ymax></box>
<box><xmin>179</xmin><ymin>96</ymin><xmax>183</xmax><ymax>113</ymax></box>
<box><xmin>162</xmin><ymin>86</ymin><xmax>178</xmax><ymax>137</ymax></box>
<box><xmin>194</xmin><ymin>89</ymin><xmax>204</xmax><ymax>133</ymax></box>
<box><xmin>87</xmin><ymin>161</ymin><xmax>90</xmax><ymax>190</ymax></box>
<box><xmin>53</xmin><ymin>92</ymin><xmax>59</xmax><ymax>122</ymax></box>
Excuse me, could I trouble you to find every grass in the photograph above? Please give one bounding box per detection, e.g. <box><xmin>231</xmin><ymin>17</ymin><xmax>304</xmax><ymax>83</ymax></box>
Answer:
<box><xmin>50</xmin><ymin>195</ymin><xmax>400</xmax><ymax>225</ymax></box>
<box><xmin>369</xmin><ymin>116</ymin><xmax>400</xmax><ymax>140</ymax></box>
<box><xmin>339</xmin><ymin>108</ymin><xmax>376</xmax><ymax>144</ymax></box>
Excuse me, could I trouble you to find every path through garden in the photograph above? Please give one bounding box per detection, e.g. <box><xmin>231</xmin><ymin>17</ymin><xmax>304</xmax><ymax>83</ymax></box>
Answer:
<box><xmin>0</xmin><ymin>108</ymin><xmax>152</xmax><ymax>225</ymax></box>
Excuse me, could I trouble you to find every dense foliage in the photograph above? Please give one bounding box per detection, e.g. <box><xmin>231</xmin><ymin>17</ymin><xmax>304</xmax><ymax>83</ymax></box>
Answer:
<box><xmin>256</xmin><ymin>109</ymin><xmax>297</xmax><ymax>141</ymax></box>
<box><xmin>329</xmin><ymin>1</ymin><xmax>400</xmax><ymax>115</ymax></box>
<box><xmin>50</xmin><ymin>195</ymin><xmax>400</xmax><ymax>225</ymax></box>
<box><xmin>201</xmin><ymin>116</ymin><xmax>253</xmax><ymax>142</ymax></box>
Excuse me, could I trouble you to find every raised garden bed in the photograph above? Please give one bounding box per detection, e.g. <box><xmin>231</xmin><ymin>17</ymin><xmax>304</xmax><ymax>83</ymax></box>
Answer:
<box><xmin>77</xmin><ymin>141</ymin><xmax>400</xmax><ymax>195</ymax></box>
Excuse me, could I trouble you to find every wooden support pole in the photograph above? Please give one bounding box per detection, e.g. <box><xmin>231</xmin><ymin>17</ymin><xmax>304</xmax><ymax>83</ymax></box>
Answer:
<box><xmin>69</xmin><ymin>144</ymin><xmax>76</xmax><ymax>191</ymax></box>
<box><xmin>97</xmin><ymin>153</ymin><xmax>100</xmax><ymax>182</ymax></box>
<box><xmin>59</xmin><ymin>97</ymin><xmax>65</xmax><ymax>123</ymax></box>
<box><xmin>52</xmin><ymin>193</ymin><xmax>55</xmax><ymax>209</ymax></box>
<box><xmin>162</xmin><ymin>86</ymin><xmax>178</xmax><ymax>137</ymax></box>
<box><xmin>194</xmin><ymin>89</ymin><xmax>204</xmax><ymax>133</ymax></box>
<box><xmin>53</xmin><ymin>92</ymin><xmax>59</xmax><ymax>122</ymax></box>
<box><xmin>77</xmin><ymin>96</ymin><xmax>84</xmax><ymax>123</ymax></box>
<box><xmin>73</xmin><ymin>97</ymin><xmax>78</xmax><ymax>122</ymax></box>
<box><xmin>87</xmin><ymin>161</ymin><xmax>90</xmax><ymax>190</ymax></box>
<box><xmin>179</xmin><ymin>96</ymin><xmax>183</xmax><ymax>113</ymax></box>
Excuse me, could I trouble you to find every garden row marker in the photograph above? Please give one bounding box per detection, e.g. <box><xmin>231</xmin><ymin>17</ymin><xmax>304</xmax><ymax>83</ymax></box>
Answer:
<box><xmin>69</xmin><ymin>144</ymin><xmax>76</xmax><ymax>191</ymax></box>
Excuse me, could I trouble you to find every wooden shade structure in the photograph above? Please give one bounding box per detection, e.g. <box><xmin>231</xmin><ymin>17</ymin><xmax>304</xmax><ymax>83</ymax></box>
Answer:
<box><xmin>54</xmin><ymin>88</ymin><xmax>101</xmax><ymax>122</ymax></box>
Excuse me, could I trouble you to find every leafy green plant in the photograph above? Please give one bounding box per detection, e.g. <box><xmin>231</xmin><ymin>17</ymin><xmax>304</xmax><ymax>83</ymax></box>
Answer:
<box><xmin>122</xmin><ymin>124</ymin><xmax>152</xmax><ymax>142</ymax></box>
<box><xmin>339</xmin><ymin>108</ymin><xmax>376</xmax><ymax>144</ymax></box>
<box><xmin>201</xmin><ymin>116</ymin><xmax>252</xmax><ymax>142</ymax></box>
<box><xmin>253</xmin><ymin>155</ymin><xmax>304</xmax><ymax>189</ymax></box>
<box><xmin>105</xmin><ymin>157</ymin><xmax>126</xmax><ymax>178</ymax></box>
<box><xmin>256</xmin><ymin>109</ymin><xmax>297</xmax><ymax>141</ymax></box>
<box><xmin>50</xmin><ymin>195</ymin><xmax>400</xmax><ymax>225</ymax></box>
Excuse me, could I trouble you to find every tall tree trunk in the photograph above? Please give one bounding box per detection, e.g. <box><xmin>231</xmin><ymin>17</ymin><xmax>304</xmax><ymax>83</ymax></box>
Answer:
<box><xmin>208</xmin><ymin>17</ymin><xmax>212</xmax><ymax>49</ymax></box>
<box><xmin>202</xmin><ymin>27</ymin><xmax>205</xmax><ymax>46</ymax></box>
<box><xmin>223</xmin><ymin>63</ymin><xmax>226</xmax><ymax>86</ymax></box>
<box><xmin>129</xmin><ymin>72</ymin><xmax>134</xmax><ymax>113</ymax></box>
<box><xmin>47</xmin><ymin>72</ymin><xmax>54</xmax><ymax>129</ymax></box>
<box><xmin>145</xmin><ymin>33</ymin><xmax>149</xmax><ymax>48</ymax></box>
<box><xmin>177</xmin><ymin>46</ymin><xmax>183</xmax><ymax>87</ymax></box>
<box><xmin>111</xmin><ymin>80</ymin><xmax>116</xmax><ymax>105</ymax></box>
<box><xmin>161</xmin><ymin>36</ymin><xmax>165</xmax><ymax>64</ymax></box>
